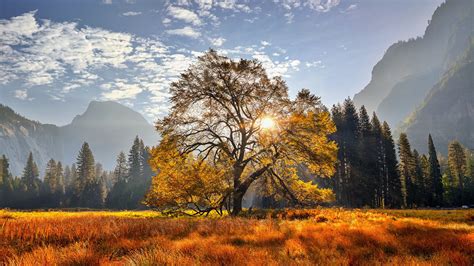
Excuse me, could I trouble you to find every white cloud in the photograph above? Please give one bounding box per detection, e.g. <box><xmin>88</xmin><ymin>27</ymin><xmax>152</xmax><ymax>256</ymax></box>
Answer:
<box><xmin>101</xmin><ymin>81</ymin><xmax>143</xmax><ymax>101</ymax></box>
<box><xmin>0</xmin><ymin>11</ymin><xmax>309</xmax><ymax>120</ymax></box>
<box><xmin>305</xmin><ymin>60</ymin><xmax>324</xmax><ymax>68</ymax></box>
<box><xmin>167</xmin><ymin>6</ymin><xmax>202</xmax><ymax>26</ymax></box>
<box><xmin>122</xmin><ymin>11</ymin><xmax>142</xmax><ymax>16</ymax></box>
<box><xmin>343</xmin><ymin>4</ymin><xmax>357</xmax><ymax>13</ymax></box>
<box><xmin>209</xmin><ymin>37</ymin><xmax>226</xmax><ymax>47</ymax></box>
<box><xmin>284</xmin><ymin>12</ymin><xmax>294</xmax><ymax>24</ymax></box>
<box><xmin>275</xmin><ymin>0</ymin><xmax>341</xmax><ymax>12</ymax></box>
<box><xmin>166</xmin><ymin>26</ymin><xmax>201</xmax><ymax>38</ymax></box>
<box><xmin>14</xmin><ymin>89</ymin><xmax>29</xmax><ymax>100</ymax></box>
<box><xmin>102</xmin><ymin>0</ymin><xmax>112</xmax><ymax>4</ymax></box>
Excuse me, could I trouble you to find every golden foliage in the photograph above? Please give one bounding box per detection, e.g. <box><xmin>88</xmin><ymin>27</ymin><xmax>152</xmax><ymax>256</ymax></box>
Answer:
<box><xmin>145</xmin><ymin>137</ymin><xmax>232</xmax><ymax>215</ymax></box>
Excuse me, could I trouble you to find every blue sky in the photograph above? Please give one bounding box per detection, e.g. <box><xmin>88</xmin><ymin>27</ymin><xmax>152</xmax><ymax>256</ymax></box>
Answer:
<box><xmin>0</xmin><ymin>0</ymin><xmax>444</xmax><ymax>125</ymax></box>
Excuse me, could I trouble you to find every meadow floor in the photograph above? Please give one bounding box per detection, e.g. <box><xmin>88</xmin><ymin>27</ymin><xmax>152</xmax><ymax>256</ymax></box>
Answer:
<box><xmin>0</xmin><ymin>208</ymin><xmax>473</xmax><ymax>265</ymax></box>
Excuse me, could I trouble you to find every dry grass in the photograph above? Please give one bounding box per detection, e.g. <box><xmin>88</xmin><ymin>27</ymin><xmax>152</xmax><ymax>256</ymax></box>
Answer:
<box><xmin>0</xmin><ymin>208</ymin><xmax>473</xmax><ymax>265</ymax></box>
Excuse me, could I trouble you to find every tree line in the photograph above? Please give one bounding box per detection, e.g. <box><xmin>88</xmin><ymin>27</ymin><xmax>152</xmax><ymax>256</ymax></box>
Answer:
<box><xmin>0</xmin><ymin>136</ymin><xmax>153</xmax><ymax>209</ymax></box>
<box><xmin>326</xmin><ymin>98</ymin><xmax>474</xmax><ymax>208</ymax></box>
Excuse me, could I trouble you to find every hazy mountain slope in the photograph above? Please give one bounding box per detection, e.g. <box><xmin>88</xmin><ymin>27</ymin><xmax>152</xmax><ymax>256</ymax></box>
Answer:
<box><xmin>376</xmin><ymin>69</ymin><xmax>441</xmax><ymax>126</ymax></box>
<box><xmin>0</xmin><ymin>101</ymin><xmax>158</xmax><ymax>176</ymax></box>
<box><xmin>354</xmin><ymin>0</ymin><xmax>473</xmax><ymax>118</ymax></box>
<box><xmin>60</xmin><ymin>101</ymin><xmax>158</xmax><ymax>169</ymax></box>
<box><xmin>0</xmin><ymin>105</ymin><xmax>62</xmax><ymax>176</ymax></box>
<box><xmin>404</xmin><ymin>44</ymin><xmax>474</xmax><ymax>154</ymax></box>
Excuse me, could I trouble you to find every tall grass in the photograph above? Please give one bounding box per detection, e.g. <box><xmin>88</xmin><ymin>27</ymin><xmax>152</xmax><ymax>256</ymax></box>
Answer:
<box><xmin>1</xmin><ymin>209</ymin><xmax>473</xmax><ymax>265</ymax></box>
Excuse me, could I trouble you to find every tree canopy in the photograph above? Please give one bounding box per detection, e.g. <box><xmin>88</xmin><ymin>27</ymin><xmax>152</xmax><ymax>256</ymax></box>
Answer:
<box><xmin>145</xmin><ymin>50</ymin><xmax>337</xmax><ymax>216</ymax></box>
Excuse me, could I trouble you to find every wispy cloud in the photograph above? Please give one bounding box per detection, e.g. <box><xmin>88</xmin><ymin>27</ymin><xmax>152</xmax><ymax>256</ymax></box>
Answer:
<box><xmin>122</xmin><ymin>11</ymin><xmax>142</xmax><ymax>16</ymax></box>
<box><xmin>14</xmin><ymin>89</ymin><xmax>30</xmax><ymax>100</ymax></box>
<box><xmin>166</xmin><ymin>26</ymin><xmax>201</xmax><ymax>38</ymax></box>
<box><xmin>167</xmin><ymin>6</ymin><xmax>202</xmax><ymax>25</ymax></box>
<box><xmin>276</xmin><ymin>0</ymin><xmax>341</xmax><ymax>12</ymax></box>
<box><xmin>209</xmin><ymin>37</ymin><xmax>226</xmax><ymax>47</ymax></box>
<box><xmin>0</xmin><ymin>11</ymin><xmax>311</xmax><ymax>120</ymax></box>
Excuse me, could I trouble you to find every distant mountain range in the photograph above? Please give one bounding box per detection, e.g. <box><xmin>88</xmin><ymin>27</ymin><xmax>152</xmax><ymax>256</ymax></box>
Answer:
<box><xmin>354</xmin><ymin>0</ymin><xmax>473</xmax><ymax>153</ymax></box>
<box><xmin>0</xmin><ymin>101</ymin><xmax>158</xmax><ymax>176</ymax></box>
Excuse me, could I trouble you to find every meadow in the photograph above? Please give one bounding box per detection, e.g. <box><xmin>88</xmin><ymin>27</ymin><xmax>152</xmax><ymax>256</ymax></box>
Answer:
<box><xmin>0</xmin><ymin>208</ymin><xmax>473</xmax><ymax>265</ymax></box>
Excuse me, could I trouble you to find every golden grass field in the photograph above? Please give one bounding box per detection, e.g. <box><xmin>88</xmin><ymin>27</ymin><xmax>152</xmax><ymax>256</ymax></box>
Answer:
<box><xmin>0</xmin><ymin>208</ymin><xmax>473</xmax><ymax>265</ymax></box>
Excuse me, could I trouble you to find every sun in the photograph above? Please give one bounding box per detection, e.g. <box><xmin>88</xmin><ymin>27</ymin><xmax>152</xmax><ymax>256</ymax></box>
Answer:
<box><xmin>260</xmin><ymin>117</ymin><xmax>276</xmax><ymax>130</ymax></box>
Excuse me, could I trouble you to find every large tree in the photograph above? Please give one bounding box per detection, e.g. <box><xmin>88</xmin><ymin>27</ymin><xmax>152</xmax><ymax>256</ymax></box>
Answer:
<box><xmin>428</xmin><ymin>135</ymin><xmax>443</xmax><ymax>206</ymax></box>
<box><xmin>146</xmin><ymin>50</ymin><xmax>337</xmax><ymax>216</ymax></box>
<box><xmin>447</xmin><ymin>140</ymin><xmax>467</xmax><ymax>205</ymax></box>
<box><xmin>381</xmin><ymin>122</ymin><xmax>402</xmax><ymax>208</ymax></box>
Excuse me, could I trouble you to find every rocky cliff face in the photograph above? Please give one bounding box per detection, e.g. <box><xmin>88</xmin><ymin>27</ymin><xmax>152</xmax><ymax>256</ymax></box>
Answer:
<box><xmin>404</xmin><ymin>44</ymin><xmax>474</xmax><ymax>154</ymax></box>
<box><xmin>0</xmin><ymin>101</ymin><xmax>158</xmax><ymax>176</ymax></box>
<box><xmin>353</xmin><ymin>0</ymin><xmax>473</xmax><ymax>127</ymax></box>
<box><xmin>0</xmin><ymin>105</ymin><xmax>62</xmax><ymax>176</ymax></box>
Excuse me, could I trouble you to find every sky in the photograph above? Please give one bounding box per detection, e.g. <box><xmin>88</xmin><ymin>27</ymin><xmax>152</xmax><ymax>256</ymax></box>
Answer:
<box><xmin>0</xmin><ymin>0</ymin><xmax>444</xmax><ymax>125</ymax></box>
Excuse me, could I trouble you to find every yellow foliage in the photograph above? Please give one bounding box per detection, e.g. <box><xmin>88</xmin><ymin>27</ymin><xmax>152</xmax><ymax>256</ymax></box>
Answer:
<box><xmin>145</xmin><ymin>137</ymin><xmax>232</xmax><ymax>215</ymax></box>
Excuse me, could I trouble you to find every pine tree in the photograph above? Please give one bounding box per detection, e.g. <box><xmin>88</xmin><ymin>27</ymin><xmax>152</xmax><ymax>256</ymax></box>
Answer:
<box><xmin>420</xmin><ymin>154</ymin><xmax>431</xmax><ymax>206</ymax></box>
<box><xmin>20</xmin><ymin>152</ymin><xmax>41</xmax><ymax>207</ymax></box>
<box><xmin>412</xmin><ymin>150</ymin><xmax>425</xmax><ymax>207</ymax></box>
<box><xmin>74</xmin><ymin>142</ymin><xmax>101</xmax><ymax>207</ymax></box>
<box><xmin>428</xmin><ymin>135</ymin><xmax>443</xmax><ymax>206</ymax></box>
<box><xmin>55</xmin><ymin>162</ymin><xmax>65</xmax><ymax>196</ymax></box>
<box><xmin>0</xmin><ymin>155</ymin><xmax>14</xmax><ymax>207</ymax></box>
<box><xmin>128</xmin><ymin>136</ymin><xmax>142</xmax><ymax>183</ymax></box>
<box><xmin>398</xmin><ymin>133</ymin><xmax>414</xmax><ymax>208</ymax></box>
<box><xmin>106</xmin><ymin>151</ymin><xmax>129</xmax><ymax>209</ymax></box>
<box><xmin>342</xmin><ymin>98</ymin><xmax>360</xmax><ymax>207</ymax></box>
<box><xmin>42</xmin><ymin>159</ymin><xmax>58</xmax><ymax>207</ymax></box>
<box><xmin>448</xmin><ymin>141</ymin><xmax>467</xmax><ymax>205</ymax></box>
<box><xmin>141</xmin><ymin>146</ymin><xmax>154</xmax><ymax>182</ymax></box>
<box><xmin>371</xmin><ymin>114</ymin><xmax>385</xmax><ymax>207</ymax></box>
<box><xmin>114</xmin><ymin>152</ymin><xmax>128</xmax><ymax>183</ymax></box>
<box><xmin>44</xmin><ymin>159</ymin><xmax>58</xmax><ymax>193</ymax></box>
<box><xmin>382</xmin><ymin>122</ymin><xmax>402</xmax><ymax>208</ymax></box>
<box><xmin>330</xmin><ymin>104</ymin><xmax>346</xmax><ymax>205</ymax></box>
<box><xmin>356</xmin><ymin>106</ymin><xmax>376</xmax><ymax>207</ymax></box>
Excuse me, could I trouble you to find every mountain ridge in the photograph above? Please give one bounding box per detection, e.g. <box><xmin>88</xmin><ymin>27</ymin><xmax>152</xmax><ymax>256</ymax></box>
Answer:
<box><xmin>0</xmin><ymin>101</ymin><xmax>159</xmax><ymax>176</ymax></box>
<box><xmin>354</xmin><ymin>0</ymin><xmax>472</xmax><ymax>121</ymax></box>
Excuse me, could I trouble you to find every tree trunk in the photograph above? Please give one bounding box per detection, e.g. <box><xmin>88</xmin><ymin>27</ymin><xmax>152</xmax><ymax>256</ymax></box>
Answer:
<box><xmin>231</xmin><ymin>191</ymin><xmax>244</xmax><ymax>216</ymax></box>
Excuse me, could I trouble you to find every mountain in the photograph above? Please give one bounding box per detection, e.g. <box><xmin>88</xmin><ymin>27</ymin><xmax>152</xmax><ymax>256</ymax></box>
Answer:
<box><xmin>404</xmin><ymin>43</ymin><xmax>474</xmax><ymax>154</ymax></box>
<box><xmin>354</xmin><ymin>0</ymin><xmax>473</xmax><ymax>127</ymax></box>
<box><xmin>0</xmin><ymin>101</ymin><xmax>158</xmax><ymax>176</ymax></box>
<box><xmin>0</xmin><ymin>105</ymin><xmax>62</xmax><ymax>176</ymax></box>
<box><xmin>60</xmin><ymin>101</ymin><xmax>158</xmax><ymax>169</ymax></box>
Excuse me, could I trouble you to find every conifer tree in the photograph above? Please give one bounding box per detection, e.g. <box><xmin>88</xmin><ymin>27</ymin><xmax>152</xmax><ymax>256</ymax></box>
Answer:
<box><xmin>106</xmin><ymin>151</ymin><xmax>129</xmax><ymax>209</ymax></box>
<box><xmin>42</xmin><ymin>159</ymin><xmax>58</xmax><ymax>207</ymax></box>
<box><xmin>74</xmin><ymin>142</ymin><xmax>100</xmax><ymax>207</ymax></box>
<box><xmin>342</xmin><ymin>98</ymin><xmax>360</xmax><ymax>207</ymax></box>
<box><xmin>128</xmin><ymin>136</ymin><xmax>142</xmax><ymax>183</ymax></box>
<box><xmin>428</xmin><ymin>135</ymin><xmax>443</xmax><ymax>206</ymax></box>
<box><xmin>356</xmin><ymin>106</ymin><xmax>376</xmax><ymax>207</ymax></box>
<box><xmin>20</xmin><ymin>152</ymin><xmax>41</xmax><ymax>207</ymax></box>
<box><xmin>371</xmin><ymin>114</ymin><xmax>385</xmax><ymax>207</ymax></box>
<box><xmin>448</xmin><ymin>141</ymin><xmax>467</xmax><ymax>205</ymax></box>
<box><xmin>382</xmin><ymin>122</ymin><xmax>402</xmax><ymax>208</ymax></box>
<box><xmin>412</xmin><ymin>150</ymin><xmax>425</xmax><ymax>207</ymax></box>
<box><xmin>55</xmin><ymin>161</ymin><xmax>65</xmax><ymax>197</ymax></box>
<box><xmin>330</xmin><ymin>104</ymin><xmax>346</xmax><ymax>204</ymax></box>
<box><xmin>398</xmin><ymin>133</ymin><xmax>414</xmax><ymax>208</ymax></box>
<box><xmin>420</xmin><ymin>154</ymin><xmax>431</xmax><ymax>206</ymax></box>
<box><xmin>115</xmin><ymin>152</ymin><xmax>128</xmax><ymax>183</ymax></box>
<box><xmin>0</xmin><ymin>155</ymin><xmax>14</xmax><ymax>207</ymax></box>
